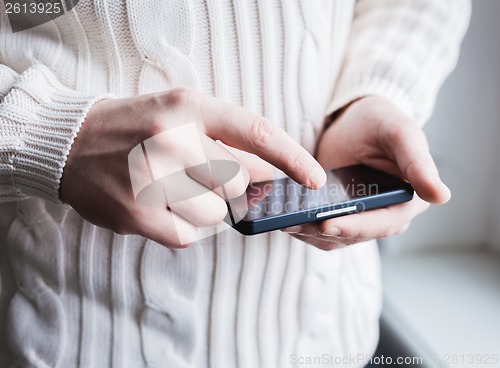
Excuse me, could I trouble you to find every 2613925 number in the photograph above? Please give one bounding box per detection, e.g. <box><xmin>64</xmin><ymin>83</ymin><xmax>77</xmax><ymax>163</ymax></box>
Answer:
<box><xmin>5</xmin><ymin>1</ymin><xmax>62</xmax><ymax>15</ymax></box>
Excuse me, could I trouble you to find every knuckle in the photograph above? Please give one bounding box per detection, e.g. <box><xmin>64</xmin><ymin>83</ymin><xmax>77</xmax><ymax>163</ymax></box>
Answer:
<box><xmin>145</xmin><ymin>88</ymin><xmax>200</xmax><ymax>137</ymax></box>
<box><xmin>386</xmin><ymin>121</ymin><xmax>423</xmax><ymax>153</ymax></box>
<box><xmin>248</xmin><ymin>116</ymin><xmax>274</xmax><ymax>150</ymax></box>
<box><xmin>163</xmin><ymin>87</ymin><xmax>196</xmax><ymax>107</ymax></box>
<box><xmin>142</xmin><ymin>109</ymin><xmax>167</xmax><ymax>139</ymax></box>
<box><xmin>405</xmin><ymin>157</ymin><xmax>432</xmax><ymax>175</ymax></box>
<box><xmin>290</xmin><ymin>148</ymin><xmax>307</xmax><ymax>174</ymax></box>
<box><xmin>146</xmin><ymin>116</ymin><xmax>166</xmax><ymax>137</ymax></box>
<box><xmin>386</xmin><ymin>123</ymin><xmax>407</xmax><ymax>144</ymax></box>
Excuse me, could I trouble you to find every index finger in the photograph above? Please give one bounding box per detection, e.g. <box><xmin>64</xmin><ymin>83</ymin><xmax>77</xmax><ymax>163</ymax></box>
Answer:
<box><xmin>197</xmin><ymin>93</ymin><xmax>326</xmax><ymax>189</ymax></box>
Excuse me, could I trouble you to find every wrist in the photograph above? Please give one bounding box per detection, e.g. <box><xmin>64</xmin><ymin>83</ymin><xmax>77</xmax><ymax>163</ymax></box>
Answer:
<box><xmin>2</xmin><ymin>65</ymin><xmax>113</xmax><ymax>203</ymax></box>
<box><xmin>325</xmin><ymin>97</ymin><xmax>366</xmax><ymax>130</ymax></box>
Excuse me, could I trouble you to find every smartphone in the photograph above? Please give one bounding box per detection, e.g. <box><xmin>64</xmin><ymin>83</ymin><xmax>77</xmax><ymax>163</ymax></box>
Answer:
<box><xmin>226</xmin><ymin>164</ymin><xmax>414</xmax><ymax>235</ymax></box>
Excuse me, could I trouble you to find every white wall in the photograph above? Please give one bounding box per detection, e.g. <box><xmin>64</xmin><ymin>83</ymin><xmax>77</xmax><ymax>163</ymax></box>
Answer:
<box><xmin>383</xmin><ymin>0</ymin><xmax>500</xmax><ymax>252</ymax></box>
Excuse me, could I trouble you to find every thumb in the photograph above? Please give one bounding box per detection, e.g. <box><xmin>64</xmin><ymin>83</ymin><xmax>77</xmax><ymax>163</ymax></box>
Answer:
<box><xmin>388</xmin><ymin>123</ymin><xmax>451</xmax><ymax>204</ymax></box>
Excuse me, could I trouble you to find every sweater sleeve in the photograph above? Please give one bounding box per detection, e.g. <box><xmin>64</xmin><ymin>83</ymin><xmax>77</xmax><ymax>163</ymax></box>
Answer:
<box><xmin>0</xmin><ymin>64</ymin><xmax>112</xmax><ymax>203</ymax></box>
<box><xmin>327</xmin><ymin>0</ymin><xmax>471</xmax><ymax>124</ymax></box>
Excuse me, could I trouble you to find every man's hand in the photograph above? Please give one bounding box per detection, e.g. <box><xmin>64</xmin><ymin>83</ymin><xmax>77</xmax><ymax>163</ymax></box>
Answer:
<box><xmin>283</xmin><ymin>96</ymin><xmax>451</xmax><ymax>250</ymax></box>
<box><xmin>60</xmin><ymin>88</ymin><xmax>326</xmax><ymax>248</ymax></box>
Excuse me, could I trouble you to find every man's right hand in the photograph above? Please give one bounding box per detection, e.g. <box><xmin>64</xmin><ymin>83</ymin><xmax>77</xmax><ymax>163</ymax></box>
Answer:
<box><xmin>59</xmin><ymin>88</ymin><xmax>326</xmax><ymax>248</ymax></box>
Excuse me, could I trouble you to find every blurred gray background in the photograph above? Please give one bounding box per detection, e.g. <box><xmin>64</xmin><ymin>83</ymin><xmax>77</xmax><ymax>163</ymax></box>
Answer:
<box><xmin>378</xmin><ymin>1</ymin><xmax>500</xmax><ymax>367</ymax></box>
<box><xmin>384</xmin><ymin>0</ymin><xmax>500</xmax><ymax>253</ymax></box>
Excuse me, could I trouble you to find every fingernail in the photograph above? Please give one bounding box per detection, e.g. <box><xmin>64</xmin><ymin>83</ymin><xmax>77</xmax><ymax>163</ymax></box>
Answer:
<box><xmin>321</xmin><ymin>227</ymin><xmax>341</xmax><ymax>237</ymax></box>
<box><xmin>307</xmin><ymin>167</ymin><xmax>327</xmax><ymax>188</ymax></box>
<box><xmin>283</xmin><ymin>225</ymin><xmax>302</xmax><ymax>234</ymax></box>
<box><xmin>441</xmin><ymin>182</ymin><xmax>452</xmax><ymax>201</ymax></box>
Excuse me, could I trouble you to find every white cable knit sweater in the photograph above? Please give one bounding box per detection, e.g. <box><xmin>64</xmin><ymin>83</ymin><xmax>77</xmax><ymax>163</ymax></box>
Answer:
<box><xmin>0</xmin><ymin>1</ymin><xmax>469</xmax><ymax>367</ymax></box>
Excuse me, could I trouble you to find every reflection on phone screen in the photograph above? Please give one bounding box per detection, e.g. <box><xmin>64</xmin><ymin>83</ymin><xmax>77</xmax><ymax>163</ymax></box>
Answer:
<box><xmin>244</xmin><ymin>168</ymin><xmax>385</xmax><ymax>221</ymax></box>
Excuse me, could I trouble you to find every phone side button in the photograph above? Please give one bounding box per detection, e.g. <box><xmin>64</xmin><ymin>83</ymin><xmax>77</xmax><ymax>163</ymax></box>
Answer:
<box><xmin>316</xmin><ymin>205</ymin><xmax>358</xmax><ymax>219</ymax></box>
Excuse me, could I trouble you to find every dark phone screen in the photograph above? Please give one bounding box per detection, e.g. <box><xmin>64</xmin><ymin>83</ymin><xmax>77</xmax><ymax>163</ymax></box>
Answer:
<box><xmin>243</xmin><ymin>165</ymin><xmax>408</xmax><ymax>221</ymax></box>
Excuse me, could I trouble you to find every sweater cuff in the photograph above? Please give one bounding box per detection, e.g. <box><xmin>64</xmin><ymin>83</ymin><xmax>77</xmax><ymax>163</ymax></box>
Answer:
<box><xmin>2</xmin><ymin>65</ymin><xmax>113</xmax><ymax>203</ymax></box>
<box><xmin>326</xmin><ymin>74</ymin><xmax>419</xmax><ymax>124</ymax></box>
